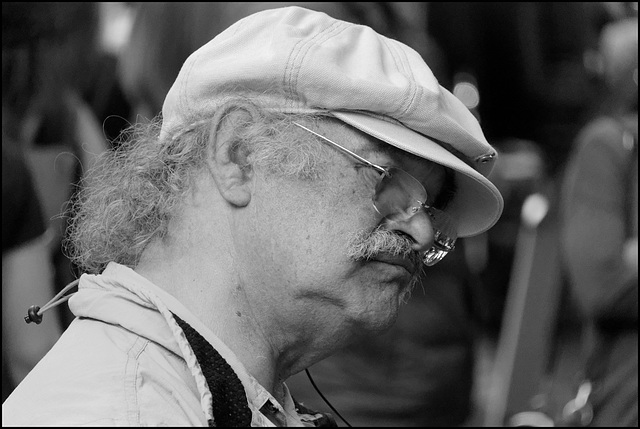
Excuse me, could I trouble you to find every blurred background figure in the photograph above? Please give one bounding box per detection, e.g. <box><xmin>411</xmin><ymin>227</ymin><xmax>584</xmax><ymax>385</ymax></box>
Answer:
<box><xmin>560</xmin><ymin>15</ymin><xmax>638</xmax><ymax>427</ymax></box>
<box><xmin>2</xmin><ymin>143</ymin><xmax>61</xmax><ymax>403</ymax></box>
<box><xmin>2</xmin><ymin>1</ymin><xmax>133</xmax><ymax>402</ymax></box>
<box><xmin>2</xmin><ymin>2</ymin><xmax>132</xmax><ymax>329</ymax></box>
<box><xmin>1</xmin><ymin>2</ymin><xmax>70</xmax><ymax>402</ymax></box>
<box><xmin>472</xmin><ymin>4</ymin><xmax>637</xmax><ymax>426</ymax></box>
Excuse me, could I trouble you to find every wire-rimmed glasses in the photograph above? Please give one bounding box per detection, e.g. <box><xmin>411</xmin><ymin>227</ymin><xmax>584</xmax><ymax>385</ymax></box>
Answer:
<box><xmin>293</xmin><ymin>122</ymin><xmax>457</xmax><ymax>266</ymax></box>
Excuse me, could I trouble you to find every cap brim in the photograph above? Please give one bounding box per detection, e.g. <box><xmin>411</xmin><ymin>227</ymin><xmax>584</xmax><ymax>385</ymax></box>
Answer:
<box><xmin>330</xmin><ymin>111</ymin><xmax>504</xmax><ymax>237</ymax></box>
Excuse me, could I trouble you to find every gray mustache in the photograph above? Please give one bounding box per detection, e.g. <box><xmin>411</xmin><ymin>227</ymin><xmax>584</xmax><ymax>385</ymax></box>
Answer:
<box><xmin>347</xmin><ymin>227</ymin><xmax>424</xmax><ymax>299</ymax></box>
<box><xmin>347</xmin><ymin>227</ymin><xmax>420</xmax><ymax>263</ymax></box>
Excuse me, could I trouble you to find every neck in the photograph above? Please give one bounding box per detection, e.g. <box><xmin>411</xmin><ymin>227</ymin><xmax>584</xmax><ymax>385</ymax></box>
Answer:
<box><xmin>132</xmin><ymin>189</ymin><xmax>352</xmax><ymax>396</ymax></box>
<box><xmin>135</xmin><ymin>237</ymin><xmax>296</xmax><ymax>397</ymax></box>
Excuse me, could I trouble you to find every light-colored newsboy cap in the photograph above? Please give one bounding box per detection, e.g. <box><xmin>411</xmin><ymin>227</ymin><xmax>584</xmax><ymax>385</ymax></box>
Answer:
<box><xmin>161</xmin><ymin>6</ymin><xmax>503</xmax><ymax>237</ymax></box>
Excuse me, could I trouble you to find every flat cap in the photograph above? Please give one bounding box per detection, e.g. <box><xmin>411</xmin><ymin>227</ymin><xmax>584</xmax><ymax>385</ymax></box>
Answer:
<box><xmin>161</xmin><ymin>6</ymin><xmax>504</xmax><ymax>237</ymax></box>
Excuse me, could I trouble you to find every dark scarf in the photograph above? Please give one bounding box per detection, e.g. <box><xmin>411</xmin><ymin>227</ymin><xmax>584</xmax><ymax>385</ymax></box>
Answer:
<box><xmin>173</xmin><ymin>314</ymin><xmax>252</xmax><ymax>427</ymax></box>
<box><xmin>173</xmin><ymin>313</ymin><xmax>338</xmax><ymax>427</ymax></box>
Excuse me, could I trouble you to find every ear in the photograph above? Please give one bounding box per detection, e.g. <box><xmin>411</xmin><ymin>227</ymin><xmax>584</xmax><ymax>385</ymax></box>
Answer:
<box><xmin>205</xmin><ymin>106</ymin><xmax>258</xmax><ymax>207</ymax></box>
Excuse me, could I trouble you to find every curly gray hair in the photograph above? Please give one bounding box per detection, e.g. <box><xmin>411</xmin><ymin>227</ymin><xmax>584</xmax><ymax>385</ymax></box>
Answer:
<box><xmin>64</xmin><ymin>99</ymin><xmax>332</xmax><ymax>274</ymax></box>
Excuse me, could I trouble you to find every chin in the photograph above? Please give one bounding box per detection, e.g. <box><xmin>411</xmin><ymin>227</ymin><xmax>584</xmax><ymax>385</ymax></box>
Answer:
<box><xmin>347</xmin><ymin>269</ymin><xmax>416</xmax><ymax>333</ymax></box>
<box><xmin>358</xmin><ymin>299</ymin><xmax>402</xmax><ymax>335</ymax></box>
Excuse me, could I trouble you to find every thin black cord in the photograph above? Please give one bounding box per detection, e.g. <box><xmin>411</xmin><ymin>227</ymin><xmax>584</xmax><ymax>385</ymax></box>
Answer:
<box><xmin>305</xmin><ymin>368</ymin><xmax>352</xmax><ymax>427</ymax></box>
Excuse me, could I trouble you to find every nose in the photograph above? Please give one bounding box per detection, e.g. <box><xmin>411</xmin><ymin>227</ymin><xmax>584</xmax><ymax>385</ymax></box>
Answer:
<box><xmin>382</xmin><ymin>208</ymin><xmax>435</xmax><ymax>253</ymax></box>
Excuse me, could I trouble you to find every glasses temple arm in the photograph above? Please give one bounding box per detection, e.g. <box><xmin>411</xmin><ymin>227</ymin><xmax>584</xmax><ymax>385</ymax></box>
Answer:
<box><xmin>293</xmin><ymin>122</ymin><xmax>387</xmax><ymax>175</ymax></box>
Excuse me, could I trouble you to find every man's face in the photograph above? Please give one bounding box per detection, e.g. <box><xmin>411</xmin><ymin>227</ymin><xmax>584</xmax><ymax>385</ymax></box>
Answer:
<box><xmin>233</xmin><ymin>121</ymin><xmax>447</xmax><ymax>339</ymax></box>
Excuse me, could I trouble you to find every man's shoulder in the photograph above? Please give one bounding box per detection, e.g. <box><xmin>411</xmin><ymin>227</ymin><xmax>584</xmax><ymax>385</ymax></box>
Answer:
<box><xmin>2</xmin><ymin>317</ymin><xmax>204</xmax><ymax>426</ymax></box>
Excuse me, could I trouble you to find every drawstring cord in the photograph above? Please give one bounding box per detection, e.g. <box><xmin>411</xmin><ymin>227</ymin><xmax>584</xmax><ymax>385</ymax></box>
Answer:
<box><xmin>23</xmin><ymin>277</ymin><xmax>352</xmax><ymax>426</ymax></box>
<box><xmin>24</xmin><ymin>279</ymin><xmax>80</xmax><ymax>324</ymax></box>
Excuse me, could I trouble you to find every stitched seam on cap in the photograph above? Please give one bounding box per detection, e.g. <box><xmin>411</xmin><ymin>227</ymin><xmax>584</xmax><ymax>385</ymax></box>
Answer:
<box><xmin>287</xmin><ymin>21</ymin><xmax>346</xmax><ymax>109</ymax></box>
<box><xmin>395</xmin><ymin>40</ymin><xmax>419</xmax><ymax>118</ymax></box>
<box><xmin>380</xmin><ymin>37</ymin><xmax>416</xmax><ymax>118</ymax></box>
<box><xmin>284</xmin><ymin>22</ymin><xmax>336</xmax><ymax>107</ymax></box>
<box><xmin>290</xmin><ymin>21</ymin><xmax>345</xmax><ymax>105</ymax></box>
<box><xmin>384</xmin><ymin>38</ymin><xmax>408</xmax><ymax>110</ymax></box>
<box><xmin>283</xmin><ymin>31</ymin><xmax>308</xmax><ymax>108</ymax></box>
<box><xmin>390</xmin><ymin>40</ymin><xmax>420</xmax><ymax>119</ymax></box>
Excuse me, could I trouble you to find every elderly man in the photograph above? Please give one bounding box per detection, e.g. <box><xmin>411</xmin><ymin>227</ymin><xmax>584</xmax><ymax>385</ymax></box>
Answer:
<box><xmin>2</xmin><ymin>6</ymin><xmax>503</xmax><ymax>427</ymax></box>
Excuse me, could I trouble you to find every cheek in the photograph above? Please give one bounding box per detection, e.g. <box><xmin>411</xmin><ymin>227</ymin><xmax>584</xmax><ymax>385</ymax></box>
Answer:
<box><xmin>303</xmin><ymin>179</ymin><xmax>377</xmax><ymax>254</ymax></box>
<box><xmin>247</xmin><ymin>176</ymin><xmax>376</xmax><ymax>273</ymax></box>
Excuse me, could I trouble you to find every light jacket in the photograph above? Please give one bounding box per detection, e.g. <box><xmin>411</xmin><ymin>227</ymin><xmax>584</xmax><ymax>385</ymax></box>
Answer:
<box><xmin>2</xmin><ymin>262</ymin><xmax>321</xmax><ymax>426</ymax></box>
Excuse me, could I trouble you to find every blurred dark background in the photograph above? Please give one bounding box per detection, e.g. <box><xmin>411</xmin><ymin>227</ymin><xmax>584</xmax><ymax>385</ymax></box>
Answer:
<box><xmin>2</xmin><ymin>2</ymin><xmax>637</xmax><ymax>426</ymax></box>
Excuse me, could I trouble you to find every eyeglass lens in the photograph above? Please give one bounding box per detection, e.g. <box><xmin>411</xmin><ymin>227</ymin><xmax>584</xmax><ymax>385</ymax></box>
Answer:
<box><xmin>369</xmin><ymin>167</ymin><xmax>457</xmax><ymax>266</ymax></box>
<box><xmin>291</xmin><ymin>121</ymin><xmax>456</xmax><ymax>266</ymax></box>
